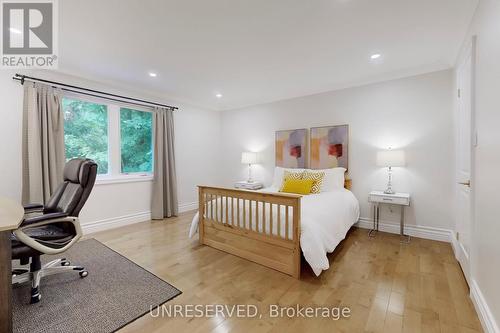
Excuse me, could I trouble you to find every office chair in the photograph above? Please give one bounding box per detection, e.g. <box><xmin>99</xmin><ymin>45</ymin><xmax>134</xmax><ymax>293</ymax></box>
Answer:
<box><xmin>11</xmin><ymin>158</ymin><xmax>97</xmax><ymax>303</ymax></box>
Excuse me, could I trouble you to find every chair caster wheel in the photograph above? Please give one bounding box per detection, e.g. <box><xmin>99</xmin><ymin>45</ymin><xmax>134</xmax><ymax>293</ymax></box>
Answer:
<box><xmin>61</xmin><ymin>260</ymin><xmax>70</xmax><ymax>266</ymax></box>
<box><xmin>30</xmin><ymin>294</ymin><xmax>41</xmax><ymax>304</ymax></box>
<box><xmin>79</xmin><ymin>271</ymin><xmax>88</xmax><ymax>278</ymax></box>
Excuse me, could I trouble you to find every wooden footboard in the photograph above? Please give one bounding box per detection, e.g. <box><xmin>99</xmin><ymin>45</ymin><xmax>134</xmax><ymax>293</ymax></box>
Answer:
<box><xmin>198</xmin><ymin>186</ymin><xmax>302</xmax><ymax>278</ymax></box>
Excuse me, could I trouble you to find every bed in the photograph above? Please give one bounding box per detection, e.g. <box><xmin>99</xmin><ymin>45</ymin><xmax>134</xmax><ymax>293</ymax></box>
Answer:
<box><xmin>189</xmin><ymin>170</ymin><xmax>359</xmax><ymax>278</ymax></box>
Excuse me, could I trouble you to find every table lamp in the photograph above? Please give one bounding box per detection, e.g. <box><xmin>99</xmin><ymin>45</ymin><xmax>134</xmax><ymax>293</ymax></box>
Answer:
<box><xmin>241</xmin><ymin>152</ymin><xmax>258</xmax><ymax>183</ymax></box>
<box><xmin>376</xmin><ymin>148</ymin><xmax>405</xmax><ymax>194</ymax></box>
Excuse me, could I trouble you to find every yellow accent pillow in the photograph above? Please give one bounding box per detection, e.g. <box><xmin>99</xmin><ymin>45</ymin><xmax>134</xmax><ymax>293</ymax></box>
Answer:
<box><xmin>303</xmin><ymin>171</ymin><xmax>325</xmax><ymax>194</ymax></box>
<box><xmin>281</xmin><ymin>179</ymin><xmax>314</xmax><ymax>195</ymax></box>
<box><xmin>280</xmin><ymin>170</ymin><xmax>305</xmax><ymax>191</ymax></box>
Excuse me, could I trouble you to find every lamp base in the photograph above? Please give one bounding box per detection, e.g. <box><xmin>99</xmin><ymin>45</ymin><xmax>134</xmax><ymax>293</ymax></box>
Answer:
<box><xmin>246</xmin><ymin>164</ymin><xmax>254</xmax><ymax>184</ymax></box>
<box><xmin>384</xmin><ymin>166</ymin><xmax>395</xmax><ymax>194</ymax></box>
<box><xmin>383</xmin><ymin>188</ymin><xmax>395</xmax><ymax>194</ymax></box>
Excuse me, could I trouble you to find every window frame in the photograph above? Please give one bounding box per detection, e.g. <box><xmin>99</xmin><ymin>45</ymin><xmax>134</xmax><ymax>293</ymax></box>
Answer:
<box><xmin>62</xmin><ymin>92</ymin><xmax>154</xmax><ymax>185</ymax></box>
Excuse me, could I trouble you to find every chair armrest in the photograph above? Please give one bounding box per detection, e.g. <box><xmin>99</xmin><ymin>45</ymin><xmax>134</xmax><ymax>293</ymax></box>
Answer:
<box><xmin>22</xmin><ymin>212</ymin><xmax>68</xmax><ymax>227</ymax></box>
<box><xmin>23</xmin><ymin>203</ymin><xmax>44</xmax><ymax>213</ymax></box>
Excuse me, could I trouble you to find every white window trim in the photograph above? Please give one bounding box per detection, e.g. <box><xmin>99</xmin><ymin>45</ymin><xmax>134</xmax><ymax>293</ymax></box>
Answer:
<box><xmin>95</xmin><ymin>173</ymin><xmax>154</xmax><ymax>185</ymax></box>
<box><xmin>63</xmin><ymin>94</ymin><xmax>154</xmax><ymax>185</ymax></box>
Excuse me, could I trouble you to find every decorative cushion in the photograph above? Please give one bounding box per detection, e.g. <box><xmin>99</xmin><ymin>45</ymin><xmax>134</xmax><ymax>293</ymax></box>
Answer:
<box><xmin>280</xmin><ymin>170</ymin><xmax>305</xmax><ymax>191</ymax></box>
<box><xmin>281</xmin><ymin>179</ymin><xmax>314</xmax><ymax>195</ymax></box>
<box><xmin>303</xmin><ymin>170</ymin><xmax>325</xmax><ymax>194</ymax></box>
<box><xmin>272</xmin><ymin>167</ymin><xmax>306</xmax><ymax>189</ymax></box>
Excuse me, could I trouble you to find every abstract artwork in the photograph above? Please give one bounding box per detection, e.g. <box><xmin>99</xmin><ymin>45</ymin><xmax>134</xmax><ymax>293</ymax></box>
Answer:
<box><xmin>310</xmin><ymin>125</ymin><xmax>348</xmax><ymax>169</ymax></box>
<box><xmin>275</xmin><ymin>129</ymin><xmax>307</xmax><ymax>168</ymax></box>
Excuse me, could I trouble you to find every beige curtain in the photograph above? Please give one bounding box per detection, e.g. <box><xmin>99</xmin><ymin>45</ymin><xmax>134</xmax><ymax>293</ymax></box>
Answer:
<box><xmin>22</xmin><ymin>82</ymin><xmax>65</xmax><ymax>204</ymax></box>
<box><xmin>151</xmin><ymin>107</ymin><xmax>178</xmax><ymax>219</ymax></box>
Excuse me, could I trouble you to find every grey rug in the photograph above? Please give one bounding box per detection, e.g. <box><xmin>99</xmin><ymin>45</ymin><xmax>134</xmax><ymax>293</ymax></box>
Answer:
<box><xmin>13</xmin><ymin>238</ymin><xmax>181</xmax><ymax>333</ymax></box>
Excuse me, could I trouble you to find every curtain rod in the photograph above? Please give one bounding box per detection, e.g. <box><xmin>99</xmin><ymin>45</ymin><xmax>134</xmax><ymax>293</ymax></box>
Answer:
<box><xmin>12</xmin><ymin>74</ymin><xmax>178</xmax><ymax>110</ymax></box>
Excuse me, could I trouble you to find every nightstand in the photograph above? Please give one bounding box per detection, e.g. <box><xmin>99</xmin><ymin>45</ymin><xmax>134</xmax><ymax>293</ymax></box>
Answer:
<box><xmin>368</xmin><ymin>191</ymin><xmax>411</xmax><ymax>243</ymax></box>
<box><xmin>234</xmin><ymin>181</ymin><xmax>263</xmax><ymax>190</ymax></box>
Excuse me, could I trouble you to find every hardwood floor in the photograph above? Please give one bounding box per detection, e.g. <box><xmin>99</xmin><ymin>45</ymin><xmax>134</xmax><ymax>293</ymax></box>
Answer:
<box><xmin>90</xmin><ymin>211</ymin><xmax>482</xmax><ymax>333</ymax></box>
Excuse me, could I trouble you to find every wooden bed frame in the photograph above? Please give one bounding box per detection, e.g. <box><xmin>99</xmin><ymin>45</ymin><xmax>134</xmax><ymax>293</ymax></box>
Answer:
<box><xmin>198</xmin><ymin>179</ymin><xmax>351</xmax><ymax>279</ymax></box>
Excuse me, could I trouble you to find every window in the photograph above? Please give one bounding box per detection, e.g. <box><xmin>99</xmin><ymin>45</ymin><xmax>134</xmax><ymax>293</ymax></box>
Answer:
<box><xmin>63</xmin><ymin>98</ymin><xmax>109</xmax><ymax>174</ymax></box>
<box><xmin>62</xmin><ymin>97</ymin><xmax>154</xmax><ymax>181</ymax></box>
<box><xmin>120</xmin><ymin>108</ymin><xmax>153</xmax><ymax>173</ymax></box>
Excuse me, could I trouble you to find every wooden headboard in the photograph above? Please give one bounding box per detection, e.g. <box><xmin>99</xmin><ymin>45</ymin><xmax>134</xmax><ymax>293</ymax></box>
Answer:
<box><xmin>344</xmin><ymin>178</ymin><xmax>352</xmax><ymax>190</ymax></box>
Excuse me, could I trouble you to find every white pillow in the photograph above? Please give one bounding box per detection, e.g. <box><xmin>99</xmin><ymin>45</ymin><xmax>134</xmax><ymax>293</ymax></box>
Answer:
<box><xmin>307</xmin><ymin>167</ymin><xmax>346</xmax><ymax>192</ymax></box>
<box><xmin>271</xmin><ymin>166</ymin><xmax>306</xmax><ymax>189</ymax></box>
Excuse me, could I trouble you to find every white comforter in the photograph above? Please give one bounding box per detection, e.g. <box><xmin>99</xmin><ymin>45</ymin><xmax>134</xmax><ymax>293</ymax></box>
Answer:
<box><xmin>189</xmin><ymin>187</ymin><xmax>360</xmax><ymax>276</ymax></box>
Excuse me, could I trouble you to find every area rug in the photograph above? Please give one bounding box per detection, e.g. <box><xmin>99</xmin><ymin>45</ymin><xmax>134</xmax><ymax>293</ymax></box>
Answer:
<box><xmin>12</xmin><ymin>238</ymin><xmax>181</xmax><ymax>333</ymax></box>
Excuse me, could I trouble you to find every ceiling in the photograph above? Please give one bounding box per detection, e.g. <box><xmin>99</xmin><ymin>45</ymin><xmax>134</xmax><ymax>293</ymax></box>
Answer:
<box><xmin>59</xmin><ymin>0</ymin><xmax>478</xmax><ymax>110</ymax></box>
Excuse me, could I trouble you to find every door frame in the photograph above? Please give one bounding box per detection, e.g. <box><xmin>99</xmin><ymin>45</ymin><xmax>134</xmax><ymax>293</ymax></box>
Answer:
<box><xmin>453</xmin><ymin>35</ymin><xmax>476</xmax><ymax>285</ymax></box>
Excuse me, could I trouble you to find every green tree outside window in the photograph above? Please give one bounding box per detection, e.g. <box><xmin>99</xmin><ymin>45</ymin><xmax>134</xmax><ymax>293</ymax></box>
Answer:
<box><xmin>63</xmin><ymin>98</ymin><xmax>108</xmax><ymax>174</ymax></box>
<box><xmin>120</xmin><ymin>108</ymin><xmax>153</xmax><ymax>173</ymax></box>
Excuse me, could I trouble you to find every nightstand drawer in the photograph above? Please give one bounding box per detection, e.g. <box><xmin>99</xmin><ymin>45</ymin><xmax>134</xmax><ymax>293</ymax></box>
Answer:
<box><xmin>369</xmin><ymin>194</ymin><xmax>409</xmax><ymax>205</ymax></box>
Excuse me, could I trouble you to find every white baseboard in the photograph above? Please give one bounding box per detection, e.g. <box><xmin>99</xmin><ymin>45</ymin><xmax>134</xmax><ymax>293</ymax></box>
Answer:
<box><xmin>82</xmin><ymin>212</ymin><xmax>451</xmax><ymax>241</ymax></box>
<box><xmin>470</xmin><ymin>279</ymin><xmax>500</xmax><ymax>333</ymax></box>
<box><xmin>355</xmin><ymin>217</ymin><xmax>452</xmax><ymax>242</ymax></box>
<box><xmin>82</xmin><ymin>201</ymin><xmax>197</xmax><ymax>234</ymax></box>
<box><xmin>82</xmin><ymin>211</ymin><xmax>151</xmax><ymax>234</ymax></box>
<box><xmin>450</xmin><ymin>230</ymin><xmax>460</xmax><ymax>260</ymax></box>
<box><xmin>179</xmin><ymin>201</ymin><xmax>198</xmax><ymax>213</ymax></box>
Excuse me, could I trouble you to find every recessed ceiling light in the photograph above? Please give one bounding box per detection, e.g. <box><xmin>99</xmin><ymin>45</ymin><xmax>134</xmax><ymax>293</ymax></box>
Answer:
<box><xmin>215</xmin><ymin>93</ymin><xmax>223</xmax><ymax>98</ymax></box>
<box><xmin>370</xmin><ymin>53</ymin><xmax>381</xmax><ymax>60</ymax></box>
<box><xmin>148</xmin><ymin>72</ymin><xmax>157</xmax><ymax>77</ymax></box>
<box><xmin>9</xmin><ymin>27</ymin><xmax>22</xmax><ymax>34</ymax></box>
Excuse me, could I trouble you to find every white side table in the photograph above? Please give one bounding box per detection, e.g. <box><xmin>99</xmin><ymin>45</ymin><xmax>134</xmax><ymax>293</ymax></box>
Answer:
<box><xmin>368</xmin><ymin>191</ymin><xmax>411</xmax><ymax>243</ymax></box>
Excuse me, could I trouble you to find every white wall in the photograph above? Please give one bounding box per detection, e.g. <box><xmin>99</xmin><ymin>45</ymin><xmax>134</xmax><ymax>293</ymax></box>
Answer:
<box><xmin>457</xmin><ymin>0</ymin><xmax>500</xmax><ymax>331</ymax></box>
<box><xmin>0</xmin><ymin>70</ymin><xmax>221</xmax><ymax>231</ymax></box>
<box><xmin>219</xmin><ymin>70</ymin><xmax>455</xmax><ymax>230</ymax></box>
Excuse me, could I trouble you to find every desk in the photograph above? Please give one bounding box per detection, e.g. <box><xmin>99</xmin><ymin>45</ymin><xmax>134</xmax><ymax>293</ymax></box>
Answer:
<box><xmin>0</xmin><ymin>197</ymin><xmax>24</xmax><ymax>333</ymax></box>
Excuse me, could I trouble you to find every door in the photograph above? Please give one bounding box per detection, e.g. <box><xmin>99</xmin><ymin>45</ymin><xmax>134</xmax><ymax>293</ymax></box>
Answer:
<box><xmin>455</xmin><ymin>39</ymin><xmax>475</xmax><ymax>284</ymax></box>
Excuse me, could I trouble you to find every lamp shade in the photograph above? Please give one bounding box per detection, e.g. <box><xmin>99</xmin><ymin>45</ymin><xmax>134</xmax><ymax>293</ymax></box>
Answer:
<box><xmin>241</xmin><ymin>152</ymin><xmax>258</xmax><ymax>164</ymax></box>
<box><xmin>376</xmin><ymin>150</ymin><xmax>405</xmax><ymax>167</ymax></box>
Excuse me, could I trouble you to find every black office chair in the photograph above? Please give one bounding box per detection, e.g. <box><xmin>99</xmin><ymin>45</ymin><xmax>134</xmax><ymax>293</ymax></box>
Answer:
<box><xmin>11</xmin><ymin>158</ymin><xmax>97</xmax><ymax>303</ymax></box>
